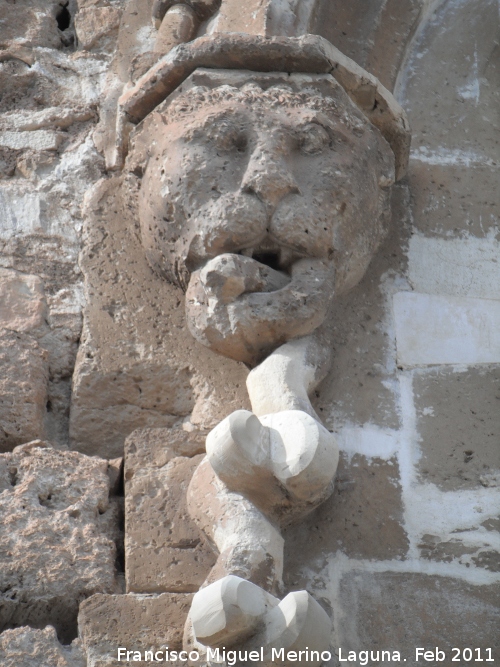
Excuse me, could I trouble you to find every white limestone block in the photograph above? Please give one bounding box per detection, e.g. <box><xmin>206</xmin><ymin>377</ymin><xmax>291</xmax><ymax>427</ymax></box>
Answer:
<box><xmin>0</xmin><ymin>130</ymin><xmax>63</xmax><ymax>151</ymax></box>
<box><xmin>408</xmin><ymin>235</ymin><xmax>500</xmax><ymax>300</ymax></box>
<box><xmin>393</xmin><ymin>291</ymin><xmax>500</xmax><ymax>366</ymax></box>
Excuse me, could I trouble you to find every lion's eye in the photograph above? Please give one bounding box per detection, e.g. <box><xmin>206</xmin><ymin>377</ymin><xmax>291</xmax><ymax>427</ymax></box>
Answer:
<box><xmin>298</xmin><ymin>123</ymin><xmax>330</xmax><ymax>155</ymax></box>
<box><xmin>207</xmin><ymin>121</ymin><xmax>247</xmax><ymax>153</ymax></box>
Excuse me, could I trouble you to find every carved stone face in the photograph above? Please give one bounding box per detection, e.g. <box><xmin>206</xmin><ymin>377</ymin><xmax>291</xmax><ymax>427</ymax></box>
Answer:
<box><xmin>132</xmin><ymin>72</ymin><xmax>395</xmax><ymax>365</ymax></box>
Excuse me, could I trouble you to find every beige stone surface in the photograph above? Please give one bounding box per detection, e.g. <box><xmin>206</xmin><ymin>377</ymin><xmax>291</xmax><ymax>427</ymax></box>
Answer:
<box><xmin>79</xmin><ymin>592</ymin><xmax>192</xmax><ymax>666</ymax></box>
<box><xmin>0</xmin><ymin>267</ymin><xmax>46</xmax><ymax>332</ymax></box>
<box><xmin>284</xmin><ymin>454</ymin><xmax>408</xmax><ymax>578</ymax></box>
<box><xmin>400</xmin><ymin>0</ymin><xmax>499</xmax><ymax>161</ymax></box>
<box><xmin>0</xmin><ymin>330</ymin><xmax>48</xmax><ymax>450</ymax></box>
<box><xmin>124</xmin><ymin>426</ymin><xmax>215</xmax><ymax>594</ymax></box>
<box><xmin>125</xmin><ymin>453</ymin><xmax>215</xmax><ymax>593</ymax></box>
<box><xmin>335</xmin><ymin>571</ymin><xmax>500</xmax><ymax>661</ymax></box>
<box><xmin>0</xmin><ymin>0</ymin><xmax>68</xmax><ymax>50</ymax></box>
<box><xmin>215</xmin><ymin>0</ymin><xmax>269</xmax><ymax>35</ymax></box>
<box><xmin>0</xmin><ymin>626</ymin><xmax>87</xmax><ymax>667</ymax></box>
<box><xmin>124</xmin><ymin>426</ymin><xmax>206</xmax><ymax>473</ymax></box>
<box><xmin>408</xmin><ymin>162</ymin><xmax>500</xmax><ymax>239</ymax></box>
<box><xmin>313</xmin><ymin>183</ymin><xmax>410</xmax><ymax>431</ymax></box>
<box><xmin>414</xmin><ymin>368</ymin><xmax>500</xmax><ymax>491</ymax></box>
<box><xmin>0</xmin><ymin>442</ymin><xmax>118</xmax><ymax>641</ymax></box>
<box><xmin>394</xmin><ymin>291</ymin><xmax>500</xmax><ymax>366</ymax></box>
<box><xmin>76</xmin><ymin>7</ymin><xmax>122</xmax><ymax>51</ymax></box>
<box><xmin>71</xmin><ymin>174</ymin><xmax>250</xmax><ymax>457</ymax></box>
<box><xmin>311</xmin><ymin>0</ymin><xmax>425</xmax><ymax>90</ymax></box>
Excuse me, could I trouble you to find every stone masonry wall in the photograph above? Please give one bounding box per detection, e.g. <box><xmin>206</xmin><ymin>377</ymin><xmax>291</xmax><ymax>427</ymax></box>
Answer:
<box><xmin>0</xmin><ymin>0</ymin><xmax>498</xmax><ymax>664</ymax></box>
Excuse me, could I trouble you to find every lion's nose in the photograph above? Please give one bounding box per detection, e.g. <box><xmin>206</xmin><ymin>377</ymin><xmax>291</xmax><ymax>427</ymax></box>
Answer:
<box><xmin>241</xmin><ymin>148</ymin><xmax>300</xmax><ymax>209</ymax></box>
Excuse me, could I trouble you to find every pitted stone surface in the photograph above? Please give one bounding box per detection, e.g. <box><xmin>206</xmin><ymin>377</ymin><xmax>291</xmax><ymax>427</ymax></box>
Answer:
<box><xmin>0</xmin><ymin>267</ymin><xmax>46</xmax><ymax>332</ymax></box>
<box><xmin>124</xmin><ymin>427</ymin><xmax>216</xmax><ymax>594</ymax></box>
<box><xmin>79</xmin><ymin>592</ymin><xmax>192</xmax><ymax>667</ymax></box>
<box><xmin>125</xmin><ymin>455</ymin><xmax>215</xmax><ymax>593</ymax></box>
<box><xmin>75</xmin><ymin>7</ymin><xmax>122</xmax><ymax>52</ymax></box>
<box><xmin>414</xmin><ymin>368</ymin><xmax>500</xmax><ymax>491</ymax></box>
<box><xmin>0</xmin><ymin>330</ymin><xmax>48</xmax><ymax>450</ymax></box>
<box><xmin>0</xmin><ymin>0</ymin><xmax>70</xmax><ymax>50</ymax></box>
<box><xmin>0</xmin><ymin>442</ymin><xmax>118</xmax><ymax>641</ymax></box>
<box><xmin>0</xmin><ymin>626</ymin><xmax>87</xmax><ymax>667</ymax></box>
<box><xmin>408</xmin><ymin>163</ymin><xmax>500</xmax><ymax>239</ymax></box>
<box><xmin>335</xmin><ymin>571</ymin><xmax>500</xmax><ymax>662</ymax></box>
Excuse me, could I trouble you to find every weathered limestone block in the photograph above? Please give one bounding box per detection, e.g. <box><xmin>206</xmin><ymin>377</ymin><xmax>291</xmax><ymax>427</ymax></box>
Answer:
<box><xmin>408</xmin><ymin>162</ymin><xmax>500</xmax><ymax>239</ymax></box>
<box><xmin>0</xmin><ymin>268</ymin><xmax>85</xmax><ymax>448</ymax></box>
<box><xmin>0</xmin><ymin>442</ymin><xmax>119</xmax><ymax>641</ymax></box>
<box><xmin>311</xmin><ymin>0</ymin><xmax>425</xmax><ymax>90</ymax></box>
<box><xmin>75</xmin><ymin>7</ymin><xmax>122</xmax><ymax>51</ymax></box>
<box><xmin>70</xmin><ymin>176</ymin><xmax>250</xmax><ymax>457</ymax></box>
<box><xmin>124</xmin><ymin>427</ymin><xmax>216</xmax><ymax>593</ymax></box>
<box><xmin>0</xmin><ymin>626</ymin><xmax>86</xmax><ymax>667</ymax></box>
<box><xmin>414</xmin><ymin>368</ymin><xmax>500</xmax><ymax>491</ymax></box>
<box><xmin>0</xmin><ymin>45</ymin><xmax>107</xmax><ymax>448</ymax></box>
<box><xmin>0</xmin><ymin>130</ymin><xmax>64</xmax><ymax>151</ymax></box>
<box><xmin>402</xmin><ymin>0</ymin><xmax>499</xmax><ymax>162</ymax></box>
<box><xmin>336</xmin><ymin>571</ymin><xmax>500</xmax><ymax>662</ymax></box>
<box><xmin>0</xmin><ymin>267</ymin><xmax>46</xmax><ymax>332</ymax></box>
<box><xmin>0</xmin><ymin>0</ymin><xmax>69</xmax><ymax>50</ymax></box>
<box><xmin>0</xmin><ymin>268</ymin><xmax>50</xmax><ymax>448</ymax></box>
<box><xmin>0</xmin><ymin>330</ymin><xmax>48</xmax><ymax>450</ymax></box>
<box><xmin>79</xmin><ymin>592</ymin><xmax>192</xmax><ymax>667</ymax></box>
<box><xmin>215</xmin><ymin>0</ymin><xmax>272</xmax><ymax>35</ymax></box>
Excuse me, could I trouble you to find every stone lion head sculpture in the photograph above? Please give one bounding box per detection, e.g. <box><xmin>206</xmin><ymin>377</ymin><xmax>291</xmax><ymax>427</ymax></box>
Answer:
<box><xmin>123</xmin><ymin>37</ymin><xmax>409</xmax><ymax>366</ymax></box>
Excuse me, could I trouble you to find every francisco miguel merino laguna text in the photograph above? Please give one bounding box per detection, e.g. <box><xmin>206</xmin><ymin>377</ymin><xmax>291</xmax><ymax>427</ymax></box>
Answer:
<box><xmin>115</xmin><ymin>647</ymin><xmax>415</xmax><ymax>664</ymax></box>
<box><xmin>117</xmin><ymin>647</ymin><xmax>336</xmax><ymax>664</ymax></box>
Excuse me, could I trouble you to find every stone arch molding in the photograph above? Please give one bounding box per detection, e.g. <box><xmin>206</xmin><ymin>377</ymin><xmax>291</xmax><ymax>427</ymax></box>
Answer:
<box><xmin>102</xmin><ymin>1</ymin><xmax>410</xmax><ymax>661</ymax></box>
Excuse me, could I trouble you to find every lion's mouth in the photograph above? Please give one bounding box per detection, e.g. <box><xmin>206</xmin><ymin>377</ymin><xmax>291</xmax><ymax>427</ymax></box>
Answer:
<box><xmin>237</xmin><ymin>242</ymin><xmax>304</xmax><ymax>274</ymax></box>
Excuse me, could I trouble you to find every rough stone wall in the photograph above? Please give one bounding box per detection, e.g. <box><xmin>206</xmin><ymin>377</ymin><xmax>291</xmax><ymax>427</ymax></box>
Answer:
<box><xmin>0</xmin><ymin>0</ymin><xmax>498</xmax><ymax>664</ymax></box>
<box><xmin>0</xmin><ymin>0</ymin><xmax>120</xmax><ymax>448</ymax></box>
